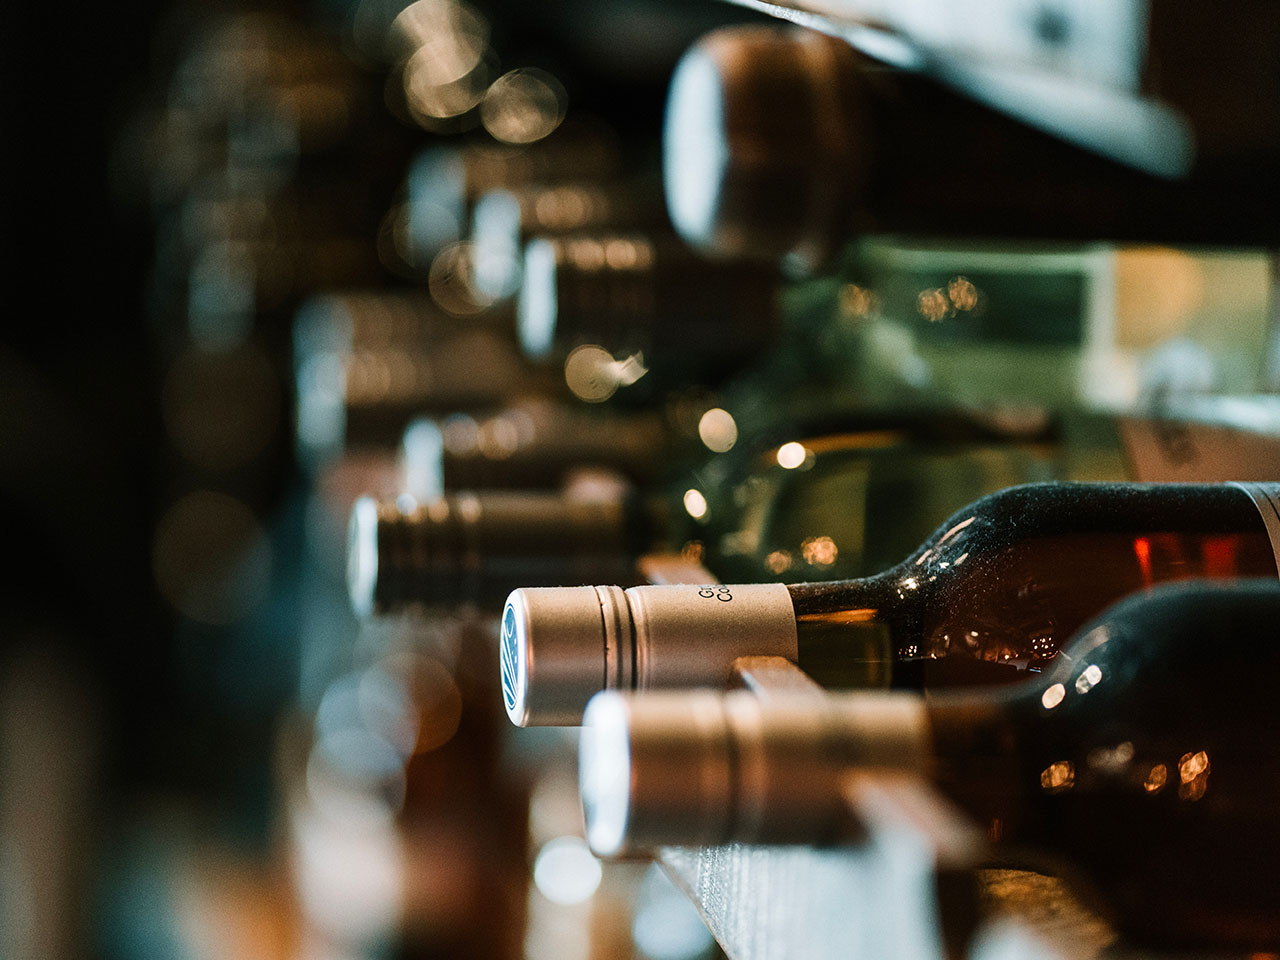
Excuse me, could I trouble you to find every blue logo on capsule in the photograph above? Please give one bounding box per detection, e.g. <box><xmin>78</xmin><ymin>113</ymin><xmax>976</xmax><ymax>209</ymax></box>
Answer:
<box><xmin>501</xmin><ymin>603</ymin><xmax>519</xmax><ymax>714</ymax></box>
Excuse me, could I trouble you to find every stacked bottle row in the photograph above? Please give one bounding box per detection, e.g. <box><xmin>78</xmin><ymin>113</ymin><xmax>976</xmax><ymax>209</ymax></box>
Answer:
<box><xmin>261</xmin><ymin>4</ymin><xmax>808</xmax><ymax>960</ymax></box>
<box><xmin>256</xmin><ymin>6</ymin><xmax>1280</xmax><ymax>960</ymax></box>
<box><xmin>116</xmin><ymin>1</ymin><xmax>756</xmax><ymax>958</ymax></box>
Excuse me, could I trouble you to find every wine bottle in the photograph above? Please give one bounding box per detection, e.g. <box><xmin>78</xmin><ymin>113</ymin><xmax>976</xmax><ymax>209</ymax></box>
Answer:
<box><xmin>469</xmin><ymin>177</ymin><xmax>667</xmax><ymax>302</ymax></box>
<box><xmin>835</xmin><ymin>238</ymin><xmax>1275</xmax><ymax>413</ymax></box>
<box><xmin>292</xmin><ymin>290</ymin><xmax>546</xmax><ymax>474</ymax></box>
<box><xmin>347</xmin><ymin>481</ymin><xmax>655</xmax><ymax>617</ymax></box>
<box><xmin>579</xmin><ymin>579</ymin><xmax>1280</xmax><ymax>947</ymax></box>
<box><xmin>354</xmin><ymin>414</ymin><xmax>1061</xmax><ymax>618</ymax></box>
<box><xmin>391</xmin><ymin>120</ymin><xmax>622</xmax><ymax>275</ymax></box>
<box><xmin>503</xmin><ymin>481</ymin><xmax>1280</xmax><ymax>724</ymax></box>
<box><xmin>663</xmin><ymin>25</ymin><xmax>1280</xmax><ymax>270</ymax></box>
<box><xmin>516</xmin><ymin>231</ymin><xmax>780</xmax><ymax>397</ymax></box>
<box><xmin>400</xmin><ymin>399</ymin><xmax>681</xmax><ymax>494</ymax></box>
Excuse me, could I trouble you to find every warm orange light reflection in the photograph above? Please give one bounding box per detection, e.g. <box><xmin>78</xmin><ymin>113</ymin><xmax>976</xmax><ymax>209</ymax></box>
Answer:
<box><xmin>801</xmin><ymin>536</ymin><xmax>838</xmax><ymax>566</ymax></box>
<box><xmin>776</xmin><ymin>442</ymin><xmax>807</xmax><ymax>469</ymax></box>
<box><xmin>1202</xmin><ymin>535</ymin><xmax>1238</xmax><ymax>579</ymax></box>
<box><xmin>839</xmin><ymin>283</ymin><xmax>878</xmax><ymax>320</ymax></box>
<box><xmin>947</xmin><ymin>276</ymin><xmax>980</xmax><ymax>311</ymax></box>
<box><xmin>1039</xmin><ymin>761</ymin><xmax>1075</xmax><ymax>793</ymax></box>
<box><xmin>1040</xmin><ymin>683</ymin><xmax>1066</xmax><ymax>710</ymax></box>
<box><xmin>1179</xmin><ymin>749</ymin><xmax>1209</xmax><ymax>782</ymax></box>
<box><xmin>410</xmin><ymin>657</ymin><xmax>463</xmax><ymax>754</ymax></box>
<box><xmin>765</xmin><ymin>550</ymin><xmax>793</xmax><ymax>574</ymax></box>
<box><xmin>917</xmin><ymin>288</ymin><xmax>950</xmax><ymax>323</ymax></box>
<box><xmin>481</xmin><ymin>69</ymin><xmax>566</xmax><ymax>144</ymax></box>
<box><xmin>1178</xmin><ymin>749</ymin><xmax>1211</xmax><ymax>801</ymax></box>
<box><xmin>1133</xmin><ymin>536</ymin><xmax>1153</xmax><ymax>586</ymax></box>
<box><xmin>1143</xmin><ymin>763</ymin><xmax>1168</xmax><ymax>794</ymax></box>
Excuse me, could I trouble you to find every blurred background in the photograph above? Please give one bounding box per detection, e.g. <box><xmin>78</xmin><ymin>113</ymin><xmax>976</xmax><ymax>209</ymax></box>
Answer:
<box><xmin>4</xmin><ymin>3</ymin><xmax>772</xmax><ymax>957</ymax></box>
<box><xmin>2</xmin><ymin>0</ymin><xmax>1278</xmax><ymax>958</ymax></box>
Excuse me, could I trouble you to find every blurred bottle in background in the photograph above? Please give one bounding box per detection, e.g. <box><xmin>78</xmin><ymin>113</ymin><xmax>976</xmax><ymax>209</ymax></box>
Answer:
<box><xmin>9</xmin><ymin>0</ymin><xmax>1280</xmax><ymax>957</ymax></box>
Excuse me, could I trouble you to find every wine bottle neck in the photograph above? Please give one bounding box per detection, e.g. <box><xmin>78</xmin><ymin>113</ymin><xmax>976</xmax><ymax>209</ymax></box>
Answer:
<box><xmin>787</xmin><ymin>572</ymin><xmax>918</xmax><ymax>688</ymax></box>
<box><xmin>924</xmin><ymin>694</ymin><xmax>1027</xmax><ymax>838</ymax></box>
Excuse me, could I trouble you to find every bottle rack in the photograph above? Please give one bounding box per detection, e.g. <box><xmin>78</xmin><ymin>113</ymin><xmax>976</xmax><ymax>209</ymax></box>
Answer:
<box><xmin>634</xmin><ymin>550</ymin><xmax>1257</xmax><ymax>960</ymax></box>
<box><xmin>654</xmin><ymin>657</ymin><xmax>1239</xmax><ymax>960</ymax></box>
<box><xmin>643</xmin><ymin>4</ymin><xmax>1280</xmax><ymax>954</ymax></box>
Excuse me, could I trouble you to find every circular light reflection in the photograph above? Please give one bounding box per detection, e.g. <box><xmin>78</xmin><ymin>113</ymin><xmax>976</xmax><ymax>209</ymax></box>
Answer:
<box><xmin>633</xmin><ymin>865</ymin><xmax>715</xmax><ymax>960</ymax></box>
<box><xmin>697</xmin><ymin>407</ymin><xmax>737</xmax><ymax>453</ymax></box>
<box><xmin>801</xmin><ymin>535</ymin><xmax>838</xmax><ymax>566</ymax></box>
<box><xmin>1040</xmin><ymin>682</ymin><xmax>1066</xmax><ymax>710</ymax></box>
<box><xmin>428</xmin><ymin>241</ymin><xmax>494</xmax><ymax>316</ymax></box>
<box><xmin>407</xmin><ymin>656</ymin><xmax>463</xmax><ymax>753</ymax></box>
<box><xmin>776</xmin><ymin>442</ymin><xmax>807</xmax><ymax>469</ymax></box>
<box><xmin>532</xmin><ymin>836</ymin><xmax>602</xmax><ymax>906</ymax></box>
<box><xmin>683</xmin><ymin>489</ymin><xmax>708</xmax><ymax>520</ymax></box>
<box><xmin>481</xmin><ymin>68</ymin><xmax>566</xmax><ymax>144</ymax></box>
<box><xmin>1074</xmin><ymin>663</ymin><xmax>1103</xmax><ymax>694</ymax></box>
<box><xmin>403</xmin><ymin>51</ymin><xmax>491</xmax><ymax>123</ymax></box>
<box><xmin>392</xmin><ymin>0</ymin><xmax>488</xmax><ymax>82</ymax></box>
<box><xmin>563</xmin><ymin>345</ymin><xmax>620</xmax><ymax>403</ymax></box>
<box><xmin>152</xmin><ymin>491</ymin><xmax>271</xmax><ymax>624</ymax></box>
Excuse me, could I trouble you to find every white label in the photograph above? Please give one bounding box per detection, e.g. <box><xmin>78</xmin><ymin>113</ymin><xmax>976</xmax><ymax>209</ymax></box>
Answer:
<box><xmin>1122</xmin><ymin>419</ymin><xmax>1280</xmax><ymax>482</ymax></box>
<box><xmin>1230</xmin><ymin>482</ymin><xmax>1280</xmax><ymax>574</ymax></box>
<box><xmin>623</xmin><ymin>583</ymin><xmax>800</xmax><ymax>691</ymax></box>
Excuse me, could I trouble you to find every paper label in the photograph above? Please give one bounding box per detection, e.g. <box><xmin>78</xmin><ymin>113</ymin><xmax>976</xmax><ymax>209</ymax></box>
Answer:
<box><xmin>1230</xmin><ymin>482</ymin><xmax>1280</xmax><ymax>574</ymax></box>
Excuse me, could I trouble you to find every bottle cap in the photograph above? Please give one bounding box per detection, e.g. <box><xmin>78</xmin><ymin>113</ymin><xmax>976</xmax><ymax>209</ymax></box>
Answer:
<box><xmin>470</xmin><ymin>181</ymin><xmax>666</xmax><ymax>302</ymax></box>
<box><xmin>579</xmin><ymin>689</ymin><xmax>929</xmax><ymax>856</ymax></box>
<box><xmin>663</xmin><ymin>26</ymin><xmax>867</xmax><ymax>269</ymax></box>
<box><xmin>501</xmin><ymin>582</ymin><xmax>799</xmax><ymax>727</ymax></box>
<box><xmin>405</xmin><ymin>400</ymin><xmax>671</xmax><ymax>491</ymax></box>
<box><xmin>516</xmin><ymin>232</ymin><xmax>779</xmax><ymax>377</ymax></box>
<box><xmin>348</xmin><ymin>492</ymin><xmax>637</xmax><ymax>617</ymax></box>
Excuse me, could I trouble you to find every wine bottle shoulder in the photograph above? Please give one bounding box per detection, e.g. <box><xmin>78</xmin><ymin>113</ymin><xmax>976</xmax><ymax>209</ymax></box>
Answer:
<box><xmin>784</xmin><ymin>482</ymin><xmax>1279</xmax><ymax>644</ymax></box>
<box><xmin>935</xmin><ymin>481</ymin><xmax>1272</xmax><ymax>543</ymax></box>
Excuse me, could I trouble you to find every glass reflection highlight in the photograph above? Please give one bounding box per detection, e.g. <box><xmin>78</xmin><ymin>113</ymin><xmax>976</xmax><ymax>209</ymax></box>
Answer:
<box><xmin>481</xmin><ymin>69</ymin><xmax>567</xmax><ymax>144</ymax></box>
<box><xmin>532</xmin><ymin>836</ymin><xmax>602</xmax><ymax>906</ymax></box>
<box><xmin>1178</xmin><ymin>749</ymin><xmax>1211</xmax><ymax>800</ymax></box>
<box><xmin>776</xmin><ymin>442</ymin><xmax>807</xmax><ymax>470</ymax></box>
<box><xmin>801</xmin><ymin>536</ymin><xmax>838</xmax><ymax>567</ymax></box>
<box><xmin>697</xmin><ymin>407</ymin><xmax>737</xmax><ymax>453</ymax></box>
<box><xmin>1040</xmin><ymin>682</ymin><xmax>1066</xmax><ymax>710</ymax></box>
<box><xmin>1143</xmin><ymin>763</ymin><xmax>1168</xmax><ymax>794</ymax></box>
<box><xmin>1074</xmin><ymin>664</ymin><xmax>1103</xmax><ymax>694</ymax></box>
<box><xmin>683</xmin><ymin>489</ymin><xmax>709</xmax><ymax>521</ymax></box>
<box><xmin>563</xmin><ymin>345</ymin><xmax>647</xmax><ymax>403</ymax></box>
<box><xmin>1039</xmin><ymin>760</ymin><xmax>1075</xmax><ymax>793</ymax></box>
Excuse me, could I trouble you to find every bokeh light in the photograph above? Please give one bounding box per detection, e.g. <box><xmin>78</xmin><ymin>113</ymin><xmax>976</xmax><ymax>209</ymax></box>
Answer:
<box><xmin>151</xmin><ymin>491</ymin><xmax>272</xmax><ymax>625</ymax></box>
<box><xmin>481</xmin><ymin>69</ymin><xmax>567</xmax><ymax>144</ymax></box>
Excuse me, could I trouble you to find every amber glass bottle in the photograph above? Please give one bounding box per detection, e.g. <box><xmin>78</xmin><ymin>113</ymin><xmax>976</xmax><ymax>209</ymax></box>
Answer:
<box><xmin>504</xmin><ymin>481</ymin><xmax>1280</xmax><ymax>724</ymax></box>
<box><xmin>581</xmin><ymin>580</ymin><xmax>1280</xmax><ymax>948</ymax></box>
<box><xmin>789</xmin><ymin>480</ymin><xmax>1279</xmax><ymax>688</ymax></box>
